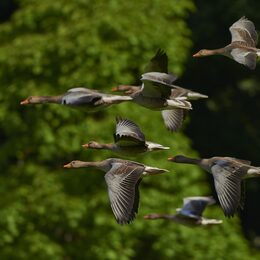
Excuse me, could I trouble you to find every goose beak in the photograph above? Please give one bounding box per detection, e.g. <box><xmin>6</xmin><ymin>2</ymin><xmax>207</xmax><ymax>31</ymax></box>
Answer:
<box><xmin>63</xmin><ymin>163</ymin><xmax>72</xmax><ymax>168</ymax></box>
<box><xmin>167</xmin><ymin>157</ymin><xmax>174</xmax><ymax>161</ymax></box>
<box><xmin>20</xmin><ymin>99</ymin><xmax>29</xmax><ymax>105</ymax></box>
<box><xmin>82</xmin><ymin>144</ymin><xmax>89</xmax><ymax>149</ymax></box>
<box><xmin>192</xmin><ymin>52</ymin><xmax>200</xmax><ymax>58</ymax></box>
<box><xmin>143</xmin><ymin>214</ymin><xmax>159</xmax><ymax>220</ymax></box>
<box><xmin>111</xmin><ymin>86</ymin><xmax>118</xmax><ymax>92</ymax></box>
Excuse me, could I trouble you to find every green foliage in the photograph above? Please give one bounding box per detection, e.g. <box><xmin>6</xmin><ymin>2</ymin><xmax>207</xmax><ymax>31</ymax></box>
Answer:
<box><xmin>0</xmin><ymin>0</ymin><xmax>258</xmax><ymax>259</ymax></box>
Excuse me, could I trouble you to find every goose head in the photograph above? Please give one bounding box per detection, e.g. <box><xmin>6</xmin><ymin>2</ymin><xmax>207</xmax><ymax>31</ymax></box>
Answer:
<box><xmin>82</xmin><ymin>141</ymin><xmax>103</xmax><ymax>149</ymax></box>
<box><xmin>20</xmin><ymin>96</ymin><xmax>39</xmax><ymax>105</ymax></box>
<box><xmin>168</xmin><ymin>155</ymin><xmax>187</xmax><ymax>163</ymax></box>
<box><xmin>63</xmin><ymin>160</ymin><xmax>90</xmax><ymax>168</ymax></box>
<box><xmin>193</xmin><ymin>49</ymin><xmax>218</xmax><ymax>57</ymax></box>
<box><xmin>143</xmin><ymin>213</ymin><xmax>163</xmax><ymax>220</ymax></box>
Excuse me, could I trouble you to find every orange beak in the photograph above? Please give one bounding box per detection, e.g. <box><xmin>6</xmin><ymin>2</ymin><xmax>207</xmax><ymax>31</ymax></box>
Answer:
<box><xmin>20</xmin><ymin>99</ymin><xmax>29</xmax><ymax>105</ymax></box>
<box><xmin>111</xmin><ymin>86</ymin><xmax>118</xmax><ymax>92</ymax></box>
<box><xmin>63</xmin><ymin>163</ymin><xmax>72</xmax><ymax>168</ymax></box>
<box><xmin>192</xmin><ymin>52</ymin><xmax>200</xmax><ymax>58</ymax></box>
<box><xmin>167</xmin><ymin>157</ymin><xmax>174</xmax><ymax>161</ymax></box>
<box><xmin>82</xmin><ymin>144</ymin><xmax>89</xmax><ymax>149</ymax></box>
<box><xmin>143</xmin><ymin>214</ymin><xmax>159</xmax><ymax>220</ymax></box>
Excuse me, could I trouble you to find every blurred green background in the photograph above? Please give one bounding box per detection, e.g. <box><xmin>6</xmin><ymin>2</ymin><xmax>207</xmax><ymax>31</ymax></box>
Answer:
<box><xmin>1</xmin><ymin>0</ymin><xmax>260</xmax><ymax>259</ymax></box>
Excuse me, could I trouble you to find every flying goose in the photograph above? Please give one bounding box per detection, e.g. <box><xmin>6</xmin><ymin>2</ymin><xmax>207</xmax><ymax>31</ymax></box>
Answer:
<box><xmin>168</xmin><ymin>155</ymin><xmax>260</xmax><ymax>217</ymax></box>
<box><xmin>112</xmin><ymin>84</ymin><xmax>208</xmax><ymax>100</ymax></box>
<box><xmin>20</xmin><ymin>87</ymin><xmax>132</xmax><ymax>111</ymax></box>
<box><xmin>193</xmin><ymin>17</ymin><xmax>260</xmax><ymax>69</ymax></box>
<box><xmin>130</xmin><ymin>71</ymin><xmax>192</xmax><ymax>131</ymax></box>
<box><xmin>112</xmin><ymin>49</ymin><xmax>207</xmax><ymax>131</ymax></box>
<box><xmin>144</xmin><ymin>196</ymin><xmax>222</xmax><ymax>226</ymax></box>
<box><xmin>82</xmin><ymin>117</ymin><xmax>169</xmax><ymax>156</ymax></box>
<box><xmin>64</xmin><ymin>158</ymin><xmax>168</xmax><ymax>224</ymax></box>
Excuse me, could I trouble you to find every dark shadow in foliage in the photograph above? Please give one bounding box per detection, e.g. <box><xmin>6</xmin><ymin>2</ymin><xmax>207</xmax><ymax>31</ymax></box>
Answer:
<box><xmin>180</xmin><ymin>0</ymin><xmax>260</xmax><ymax>247</ymax></box>
<box><xmin>0</xmin><ymin>0</ymin><xmax>17</xmax><ymax>22</ymax></box>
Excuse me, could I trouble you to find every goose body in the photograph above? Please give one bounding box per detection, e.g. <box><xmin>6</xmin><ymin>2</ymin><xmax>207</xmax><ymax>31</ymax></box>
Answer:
<box><xmin>131</xmin><ymin>72</ymin><xmax>192</xmax><ymax>110</ymax></box>
<box><xmin>82</xmin><ymin>117</ymin><xmax>169</xmax><ymax>156</ymax></box>
<box><xmin>112</xmin><ymin>84</ymin><xmax>208</xmax><ymax>101</ymax></box>
<box><xmin>20</xmin><ymin>87</ymin><xmax>132</xmax><ymax>111</ymax></box>
<box><xmin>112</xmin><ymin>49</ymin><xmax>207</xmax><ymax>131</ymax></box>
<box><xmin>193</xmin><ymin>17</ymin><xmax>260</xmax><ymax>69</ymax></box>
<box><xmin>112</xmin><ymin>83</ymin><xmax>207</xmax><ymax>132</ymax></box>
<box><xmin>144</xmin><ymin>196</ymin><xmax>222</xmax><ymax>226</ymax></box>
<box><xmin>130</xmin><ymin>72</ymin><xmax>192</xmax><ymax>131</ymax></box>
<box><xmin>168</xmin><ymin>155</ymin><xmax>260</xmax><ymax>217</ymax></box>
<box><xmin>64</xmin><ymin>158</ymin><xmax>168</xmax><ymax>224</ymax></box>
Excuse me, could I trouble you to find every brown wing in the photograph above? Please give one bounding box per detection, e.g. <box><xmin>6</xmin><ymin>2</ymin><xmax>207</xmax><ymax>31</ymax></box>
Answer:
<box><xmin>104</xmin><ymin>162</ymin><xmax>144</xmax><ymax>224</ymax></box>
<box><xmin>140</xmin><ymin>72</ymin><xmax>177</xmax><ymax>99</ymax></box>
<box><xmin>114</xmin><ymin>117</ymin><xmax>145</xmax><ymax>146</ymax></box>
<box><xmin>161</xmin><ymin>109</ymin><xmax>184</xmax><ymax>132</ymax></box>
<box><xmin>229</xmin><ymin>17</ymin><xmax>258</xmax><ymax>47</ymax></box>
<box><xmin>211</xmin><ymin>161</ymin><xmax>247</xmax><ymax>217</ymax></box>
<box><xmin>181</xmin><ymin>196</ymin><xmax>215</xmax><ymax>217</ymax></box>
<box><xmin>144</xmin><ymin>49</ymin><xmax>168</xmax><ymax>73</ymax></box>
<box><xmin>230</xmin><ymin>49</ymin><xmax>256</xmax><ymax>70</ymax></box>
<box><xmin>224</xmin><ymin>157</ymin><xmax>251</xmax><ymax>165</ymax></box>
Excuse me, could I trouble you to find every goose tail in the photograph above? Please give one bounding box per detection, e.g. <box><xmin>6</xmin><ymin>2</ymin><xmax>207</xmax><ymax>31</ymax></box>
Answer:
<box><xmin>144</xmin><ymin>166</ymin><xmax>169</xmax><ymax>175</ymax></box>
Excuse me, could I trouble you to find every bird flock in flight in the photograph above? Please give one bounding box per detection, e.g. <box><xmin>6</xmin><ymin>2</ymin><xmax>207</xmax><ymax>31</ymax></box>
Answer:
<box><xmin>21</xmin><ymin>17</ymin><xmax>260</xmax><ymax>226</ymax></box>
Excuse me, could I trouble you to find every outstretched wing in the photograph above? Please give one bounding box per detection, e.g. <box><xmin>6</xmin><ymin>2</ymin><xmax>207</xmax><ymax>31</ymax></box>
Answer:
<box><xmin>229</xmin><ymin>16</ymin><xmax>258</xmax><ymax>47</ymax></box>
<box><xmin>67</xmin><ymin>87</ymin><xmax>100</xmax><ymax>93</ymax></box>
<box><xmin>225</xmin><ymin>157</ymin><xmax>251</xmax><ymax>166</ymax></box>
<box><xmin>114</xmin><ymin>117</ymin><xmax>146</xmax><ymax>146</ymax></box>
<box><xmin>104</xmin><ymin>162</ymin><xmax>144</xmax><ymax>224</ymax></box>
<box><xmin>140</xmin><ymin>72</ymin><xmax>177</xmax><ymax>98</ymax></box>
<box><xmin>230</xmin><ymin>49</ymin><xmax>256</xmax><ymax>70</ymax></box>
<box><xmin>62</xmin><ymin>91</ymin><xmax>102</xmax><ymax>106</ymax></box>
<box><xmin>170</xmin><ymin>86</ymin><xmax>208</xmax><ymax>100</ymax></box>
<box><xmin>211</xmin><ymin>160</ymin><xmax>247</xmax><ymax>217</ymax></box>
<box><xmin>180</xmin><ymin>196</ymin><xmax>215</xmax><ymax>218</ymax></box>
<box><xmin>144</xmin><ymin>49</ymin><xmax>168</xmax><ymax>73</ymax></box>
<box><xmin>161</xmin><ymin>109</ymin><xmax>184</xmax><ymax>132</ymax></box>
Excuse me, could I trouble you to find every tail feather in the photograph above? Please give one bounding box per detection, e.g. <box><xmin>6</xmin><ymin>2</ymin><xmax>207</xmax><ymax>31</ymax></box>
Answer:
<box><xmin>146</xmin><ymin>141</ymin><xmax>170</xmax><ymax>151</ymax></box>
<box><xmin>201</xmin><ymin>218</ymin><xmax>223</xmax><ymax>225</ymax></box>
<box><xmin>144</xmin><ymin>166</ymin><xmax>168</xmax><ymax>175</ymax></box>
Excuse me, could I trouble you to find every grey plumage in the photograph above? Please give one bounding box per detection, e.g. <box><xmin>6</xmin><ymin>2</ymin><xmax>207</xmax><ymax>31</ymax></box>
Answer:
<box><xmin>178</xmin><ymin>196</ymin><xmax>215</xmax><ymax>218</ymax></box>
<box><xmin>83</xmin><ymin>117</ymin><xmax>169</xmax><ymax>156</ymax></box>
<box><xmin>229</xmin><ymin>16</ymin><xmax>258</xmax><ymax>46</ymax></box>
<box><xmin>112</xmin><ymin>50</ymin><xmax>207</xmax><ymax>131</ymax></box>
<box><xmin>132</xmin><ymin>72</ymin><xmax>192</xmax><ymax>109</ymax></box>
<box><xmin>161</xmin><ymin>109</ymin><xmax>184</xmax><ymax>132</ymax></box>
<box><xmin>168</xmin><ymin>155</ymin><xmax>260</xmax><ymax>217</ymax></box>
<box><xmin>144</xmin><ymin>49</ymin><xmax>169</xmax><ymax>73</ymax></box>
<box><xmin>114</xmin><ymin>117</ymin><xmax>145</xmax><ymax>145</ymax></box>
<box><xmin>21</xmin><ymin>87</ymin><xmax>132</xmax><ymax>110</ymax></box>
<box><xmin>193</xmin><ymin>17</ymin><xmax>260</xmax><ymax>69</ymax></box>
<box><xmin>144</xmin><ymin>196</ymin><xmax>222</xmax><ymax>226</ymax></box>
<box><xmin>64</xmin><ymin>158</ymin><xmax>168</xmax><ymax>224</ymax></box>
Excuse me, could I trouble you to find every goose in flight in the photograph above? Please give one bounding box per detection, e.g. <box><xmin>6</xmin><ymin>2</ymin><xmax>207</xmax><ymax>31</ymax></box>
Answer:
<box><xmin>64</xmin><ymin>158</ymin><xmax>168</xmax><ymax>224</ymax></box>
<box><xmin>82</xmin><ymin>117</ymin><xmax>169</xmax><ymax>156</ymax></box>
<box><xmin>20</xmin><ymin>87</ymin><xmax>132</xmax><ymax>111</ymax></box>
<box><xmin>168</xmin><ymin>155</ymin><xmax>260</xmax><ymax>217</ymax></box>
<box><xmin>144</xmin><ymin>196</ymin><xmax>222</xmax><ymax>226</ymax></box>
<box><xmin>112</xmin><ymin>49</ymin><xmax>207</xmax><ymax>131</ymax></box>
<box><xmin>193</xmin><ymin>17</ymin><xmax>260</xmax><ymax>69</ymax></box>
